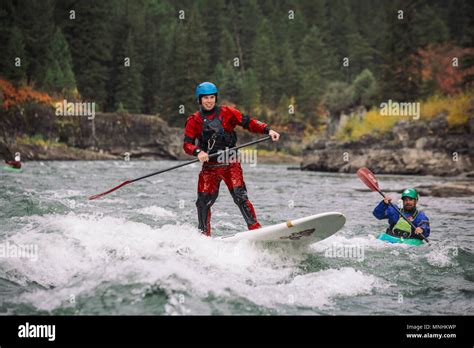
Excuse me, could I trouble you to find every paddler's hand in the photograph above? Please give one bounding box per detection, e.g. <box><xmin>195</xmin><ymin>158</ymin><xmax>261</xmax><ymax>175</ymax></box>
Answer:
<box><xmin>414</xmin><ymin>227</ymin><xmax>423</xmax><ymax>235</ymax></box>
<box><xmin>383</xmin><ymin>195</ymin><xmax>392</xmax><ymax>204</ymax></box>
<box><xmin>269</xmin><ymin>130</ymin><xmax>280</xmax><ymax>141</ymax></box>
<box><xmin>197</xmin><ymin>151</ymin><xmax>209</xmax><ymax>162</ymax></box>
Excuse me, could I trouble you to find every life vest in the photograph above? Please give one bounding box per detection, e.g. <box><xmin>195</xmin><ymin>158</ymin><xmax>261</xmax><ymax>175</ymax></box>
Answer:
<box><xmin>197</xmin><ymin>106</ymin><xmax>237</xmax><ymax>155</ymax></box>
<box><xmin>387</xmin><ymin>209</ymin><xmax>419</xmax><ymax>238</ymax></box>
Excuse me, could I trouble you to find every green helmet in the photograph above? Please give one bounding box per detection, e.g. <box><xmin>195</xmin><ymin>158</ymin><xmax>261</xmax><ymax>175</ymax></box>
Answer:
<box><xmin>401</xmin><ymin>188</ymin><xmax>419</xmax><ymax>200</ymax></box>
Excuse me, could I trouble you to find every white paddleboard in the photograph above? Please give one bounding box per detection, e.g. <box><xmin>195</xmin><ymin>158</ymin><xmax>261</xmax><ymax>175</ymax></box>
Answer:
<box><xmin>215</xmin><ymin>212</ymin><xmax>345</xmax><ymax>245</ymax></box>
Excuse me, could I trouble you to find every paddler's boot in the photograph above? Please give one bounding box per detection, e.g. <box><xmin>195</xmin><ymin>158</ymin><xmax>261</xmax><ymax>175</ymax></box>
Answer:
<box><xmin>230</xmin><ymin>186</ymin><xmax>261</xmax><ymax>230</ymax></box>
<box><xmin>248</xmin><ymin>222</ymin><xmax>261</xmax><ymax>230</ymax></box>
<box><xmin>196</xmin><ymin>191</ymin><xmax>218</xmax><ymax>236</ymax></box>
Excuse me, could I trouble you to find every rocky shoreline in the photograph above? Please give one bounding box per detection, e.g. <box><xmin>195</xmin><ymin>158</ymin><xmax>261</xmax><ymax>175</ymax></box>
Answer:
<box><xmin>0</xmin><ymin>108</ymin><xmax>303</xmax><ymax>163</ymax></box>
<box><xmin>356</xmin><ymin>181</ymin><xmax>474</xmax><ymax>197</ymax></box>
<box><xmin>1</xmin><ymin>111</ymin><xmax>188</xmax><ymax>161</ymax></box>
<box><xmin>301</xmin><ymin>114</ymin><xmax>474</xmax><ymax>177</ymax></box>
<box><xmin>2</xmin><ymin>108</ymin><xmax>473</xmax><ymax>177</ymax></box>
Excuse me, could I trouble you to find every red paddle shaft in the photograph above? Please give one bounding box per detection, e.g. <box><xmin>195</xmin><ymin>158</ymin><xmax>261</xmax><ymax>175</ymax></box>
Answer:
<box><xmin>356</xmin><ymin>167</ymin><xmax>429</xmax><ymax>243</ymax></box>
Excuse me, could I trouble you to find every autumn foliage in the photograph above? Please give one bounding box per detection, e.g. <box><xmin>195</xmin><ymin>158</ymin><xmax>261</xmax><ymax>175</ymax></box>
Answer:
<box><xmin>415</xmin><ymin>44</ymin><xmax>474</xmax><ymax>95</ymax></box>
<box><xmin>0</xmin><ymin>78</ymin><xmax>54</xmax><ymax>110</ymax></box>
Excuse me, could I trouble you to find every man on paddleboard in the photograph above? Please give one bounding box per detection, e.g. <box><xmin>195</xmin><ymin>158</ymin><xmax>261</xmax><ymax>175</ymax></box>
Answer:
<box><xmin>183</xmin><ymin>82</ymin><xmax>280</xmax><ymax>236</ymax></box>
<box><xmin>373</xmin><ymin>188</ymin><xmax>430</xmax><ymax>240</ymax></box>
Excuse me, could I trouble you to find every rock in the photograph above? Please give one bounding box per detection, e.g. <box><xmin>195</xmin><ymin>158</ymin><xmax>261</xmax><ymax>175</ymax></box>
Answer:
<box><xmin>359</xmin><ymin>134</ymin><xmax>377</xmax><ymax>146</ymax></box>
<box><xmin>469</xmin><ymin>115</ymin><xmax>474</xmax><ymax>134</ymax></box>
<box><xmin>443</xmin><ymin>136</ymin><xmax>470</xmax><ymax>154</ymax></box>
<box><xmin>301</xmin><ymin>149</ymin><xmax>344</xmax><ymax>172</ymax></box>
<box><xmin>0</xmin><ymin>136</ymin><xmax>13</xmax><ymax>160</ymax></box>
<box><xmin>15</xmin><ymin>143</ymin><xmax>117</xmax><ymax>160</ymax></box>
<box><xmin>427</xmin><ymin>113</ymin><xmax>449</xmax><ymax>134</ymax></box>
<box><xmin>464</xmin><ymin>171</ymin><xmax>474</xmax><ymax>178</ymax></box>
<box><xmin>414</xmin><ymin>183</ymin><xmax>474</xmax><ymax>197</ymax></box>
<box><xmin>308</xmin><ymin>139</ymin><xmax>327</xmax><ymax>150</ymax></box>
<box><xmin>415</xmin><ymin>136</ymin><xmax>440</xmax><ymax>150</ymax></box>
<box><xmin>301</xmin><ymin>109</ymin><xmax>474</xmax><ymax>177</ymax></box>
<box><xmin>1</xmin><ymin>109</ymin><xmax>187</xmax><ymax>161</ymax></box>
<box><xmin>392</xmin><ymin>121</ymin><xmax>428</xmax><ymax>146</ymax></box>
<box><xmin>415</xmin><ymin>137</ymin><xmax>429</xmax><ymax>149</ymax></box>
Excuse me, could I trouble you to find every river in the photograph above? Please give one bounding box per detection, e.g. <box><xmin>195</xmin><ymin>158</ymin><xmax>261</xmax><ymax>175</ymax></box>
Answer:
<box><xmin>0</xmin><ymin>161</ymin><xmax>472</xmax><ymax>315</ymax></box>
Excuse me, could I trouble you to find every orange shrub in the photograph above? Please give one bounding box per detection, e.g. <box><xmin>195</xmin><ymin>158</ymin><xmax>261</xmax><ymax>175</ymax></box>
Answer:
<box><xmin>0</xmin><ymin>78</ymin><xmax>55</xmax><ymax>109</ymax></box>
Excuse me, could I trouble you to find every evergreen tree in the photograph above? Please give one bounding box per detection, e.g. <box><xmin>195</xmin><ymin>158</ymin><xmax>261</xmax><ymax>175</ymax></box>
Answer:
<box><xmin>139</xmin><ymin>0</ymin><xmax>174</xmax><ymax>114</ymax></box>
<box><xmin>161</xmin><ymin>3</ymin><xmax>210</xmax><ymax>125</ymax></box>
<box><xmin>2</xmin><ymin>26</ymin><xmax>27</xmax><ymax>83</ymax></box>
<box><xmin>236</xmin><ymin>0</ymin><xmax>261</xmax><ymax>70</ymax></box>
<box><xmin>16</xmin><ymin>0</ymin><xmax>55</xmax><ymax>86</ymax></box>
<box><xmin>65</xmin><ymin>0</ymin><xmax>113</xmax><ymax>110</ymax></box>
<box><xmin>218</xmin><ymin>28</ymin><xmax>238</xmax><ymax>68</ymax></box>
<box><xmin>352</xmin><ymin>69</ymin><xmax>377</xmax><ymax>107</ymax></box>
<box><xmin>213</xmin><ymin>62</ymin><xmax>240</xmax><ymax>104</ymax></box>
<box><xmin>323</xmin><ymin>81</ymin><xmax>354</xmax><ymax>115</ymax></box>
<box><xmin>42</xmin><ymin>27</ymin><xmax>76</xmax><ymax>95</ymax></box>
<box><xmin>276</xmin><ymin>37</ymin><xmax>299</xmax><ymax>100</ymax></box>
<box><xmin>380</xmin><ymin>0</ymin><xmax>422</xmax><ymax>101</ymax></box>
<box><xmin>297</xmin><ymin>26</ymin><xmax>330</xmax><ymax>123</ymax></box>
<box><xmin>412</xmin><ymin>4</ymin><xmax>449</xmax><ymax>48</ymax></box>
<box><xmin>286</xmin><ymin>4</ymin><xmax>309</xmax><ymax>55</ymax></box>
<box><xmin>252</xmin><ymin>18</ymin><xmax>279</xmax><ymax>107</ymax></box>
<box><xmin>113</xmin><ymin>31</ymin><xmax>143</xmax><ymax>113</ymax></box>
<box><xmin>239</xmin><ymin>68</ymin><xmax>260</xmax><ymax>113</ymax></box>
<box><xmin>201</xmin><ymin>0</ymin><xmax>231</xmax><ymax>68</ymax></box>
<box><xmin>345</xmin><ymin>32</ymin><xmax>375</xmax><ymax>81</ymax></box>
<box><xmin>444</xmin><ymin>0</ymin><xmax>474</xmax><ymax>46</ymax></box>
<box><xmin>299</xmin><ymin>0</ymin><xmax>327</xmax><ymax>30</ymax></box>
<box><xmin>323</xmin><ymin>0</ymin><xmax>358</xmax><ymax>81</ymax></box>
<box><xmin>0</xmin><ymin>0</ymin><xmax>16</xmax><ymax>76</ymax></box>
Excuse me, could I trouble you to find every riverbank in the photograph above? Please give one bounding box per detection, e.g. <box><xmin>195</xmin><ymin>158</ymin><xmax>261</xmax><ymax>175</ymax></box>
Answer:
<box><xmin>302</xmin><ymin>112</ymin><xmax>474</xmax><ymax>177</ymax></box>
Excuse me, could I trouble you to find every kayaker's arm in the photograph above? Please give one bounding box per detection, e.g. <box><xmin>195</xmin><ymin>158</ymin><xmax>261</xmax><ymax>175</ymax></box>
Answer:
<box><xmin>373</xmin><ymin>200</ymin><xmax>389</xmax><ymax>220</ymax></box>
<box><xmin>415</xmin><ymin>212</ymin><xmax>430</xmax><ymax>238</ymax></box>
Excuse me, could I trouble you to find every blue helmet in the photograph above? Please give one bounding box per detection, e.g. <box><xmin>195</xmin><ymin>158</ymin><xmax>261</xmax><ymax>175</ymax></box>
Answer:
<box><xmin>195</xmin><ymin>82</ymin><xmax>218</xmax><ymax>102</ymax></box>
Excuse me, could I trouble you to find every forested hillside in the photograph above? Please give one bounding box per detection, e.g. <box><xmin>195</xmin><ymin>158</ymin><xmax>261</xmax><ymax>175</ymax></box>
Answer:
<box><xmin>1</xmin><ymin>0</ymin><xmax>472</xmax><ymax>128</ymax></box>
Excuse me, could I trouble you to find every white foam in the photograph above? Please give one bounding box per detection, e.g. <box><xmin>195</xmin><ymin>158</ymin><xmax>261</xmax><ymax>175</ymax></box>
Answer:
<box><xmin>3</xmin><ymin>213</ymin><xmax>295</xmax><ymax>311</ymax></box>
<box><xmin>424</xmin><ymin>243</ymin><xmax>458</xmax><ymax>267</ymax></box>
<box><xmin>242</xmin><ymin>267</ymin><xmax>387</xmax><ymax>309</ymax></box>
<box><xmin>2</xmin><ymin>213</ymin><xmax>388</xmax><ymax>312</ymax></box>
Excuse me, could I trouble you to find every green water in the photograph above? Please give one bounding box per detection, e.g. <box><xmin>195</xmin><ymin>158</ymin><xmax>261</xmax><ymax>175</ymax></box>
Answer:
<box><xmin>0</xmin><ymin>161</ymin><xmax>472</xmax><ymax>315</ymax></box>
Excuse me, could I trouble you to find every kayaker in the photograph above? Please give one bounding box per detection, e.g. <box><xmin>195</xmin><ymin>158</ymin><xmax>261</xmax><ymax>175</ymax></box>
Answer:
<box><xmin>183</xmin><ymin>82</ymin><xmax>280</xmax><ymax>236</ymax></box>
<box><xmin>5</xmin><ymin>152</ymin><xmax>21</xmax><ymax>169</ymax></box>
<box><xmin>373</xmin><ymin>188</ymin><xmax>430</xmax><ymax>240</ymax></box>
